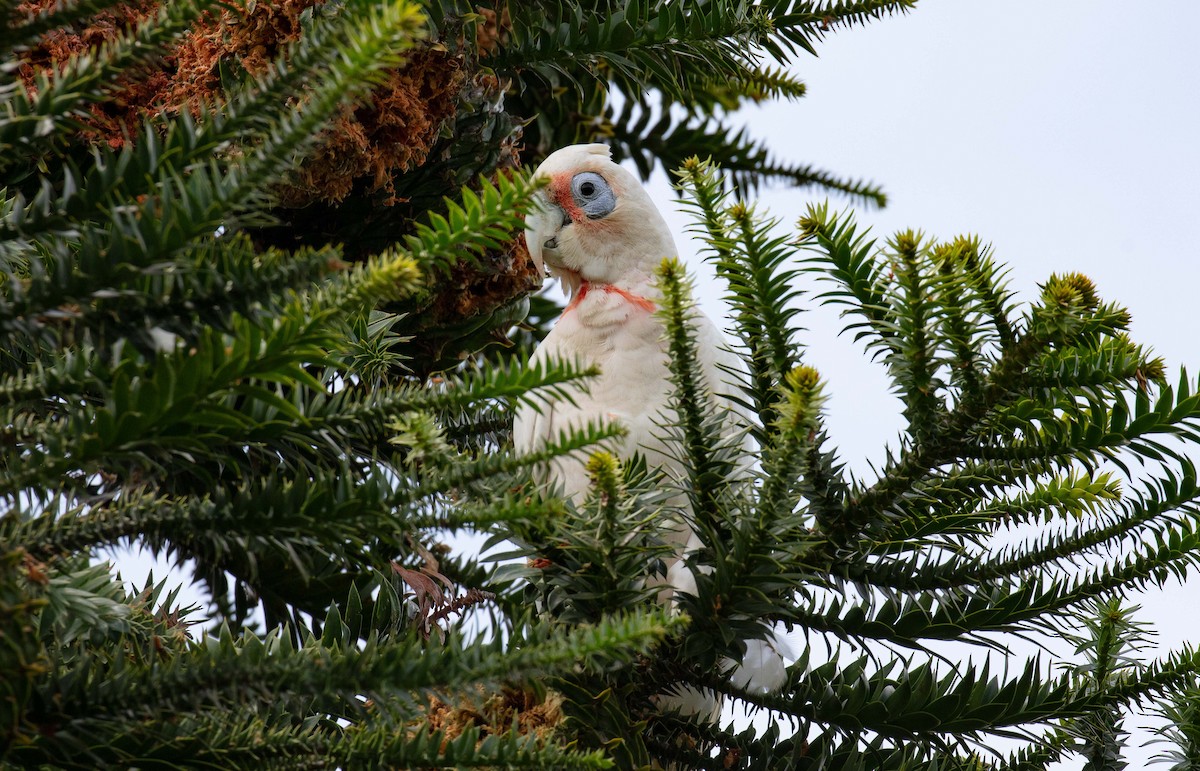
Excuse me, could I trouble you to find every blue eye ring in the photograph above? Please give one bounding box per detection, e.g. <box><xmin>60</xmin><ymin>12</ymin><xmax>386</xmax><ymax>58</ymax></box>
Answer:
<box><xmin>571</xmin><ymin>172</ymin><xmax>616</xmax><ymax>219</ymax></box>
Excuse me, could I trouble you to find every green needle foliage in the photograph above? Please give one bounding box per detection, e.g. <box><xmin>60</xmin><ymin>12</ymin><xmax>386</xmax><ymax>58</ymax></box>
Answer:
<box><xmin>5</xmin><ymin>0</ymin><xmax>912</xmax><ymax>381</ymax></box>
<box><xmin>8</xmin><ymin>0</ymin><xmax>1200</xmax><ymax>768</ymax></box>
<box><xmin>495</xmin><ymin>157</ymin><xmax>1200</xmax><ymax>769</ymax></box>
<box><xmin>1</xmin><ymin>0</ymin><xmax>675</xmax><ymax>766</ymax></box>
<box><xmin>480</xmin><ymin>0</ymin><xmax>913</xmax><ymax>202</ymax></box>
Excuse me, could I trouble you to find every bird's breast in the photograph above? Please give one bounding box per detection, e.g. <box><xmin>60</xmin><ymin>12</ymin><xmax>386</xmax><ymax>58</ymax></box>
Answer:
<box><xmin>563</xmin><ymin>283</ymin><xmax>655</xmax><ymax>329</ymax></box>
<box><xmin>547</xmin><ymin>299</ymin><xmax>674</xmax><ymax>423</ymax></box>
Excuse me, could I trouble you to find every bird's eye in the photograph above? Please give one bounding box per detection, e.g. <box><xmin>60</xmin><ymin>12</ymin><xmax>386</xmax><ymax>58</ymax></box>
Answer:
<box><xmin>571</xmin><ymin>172</ymin><xmax>616</xmax><ymax>219</ymax></box>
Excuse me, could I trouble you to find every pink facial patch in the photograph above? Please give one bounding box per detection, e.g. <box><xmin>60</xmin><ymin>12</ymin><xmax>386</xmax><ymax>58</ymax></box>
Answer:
<box><xmin>550</xmin><ymin>174</ymin><xmax>585</xmax><ymax>224</ymax></box>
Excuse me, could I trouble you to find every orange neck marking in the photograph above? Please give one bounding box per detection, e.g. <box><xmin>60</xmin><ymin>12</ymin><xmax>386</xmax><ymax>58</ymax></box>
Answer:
<box><xmin>564</xmin><ymin>281</ymin><xmax>657</xmax><ymax>315</ymax></box>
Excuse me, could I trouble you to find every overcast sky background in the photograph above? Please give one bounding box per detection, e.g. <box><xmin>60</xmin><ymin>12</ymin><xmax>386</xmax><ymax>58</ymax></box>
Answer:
<box><xmin>637</xmin><ymin>2</ymin><xmax>1198</xmax><ymax>766</ymax></box>
<box><xmin>113</xmin><ymin>2</ymin><xmax>1199</xmax><ymax>766</ymax></box>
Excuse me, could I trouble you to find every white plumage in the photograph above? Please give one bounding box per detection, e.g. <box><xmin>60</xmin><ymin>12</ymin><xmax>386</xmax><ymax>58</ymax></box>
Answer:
<box><xmin>514</xmin><ymin>144</ymin><xmax>787</xmax><ymax>714</ymax></box>
<box><xmin>515</xmin><ymin>143</ymin><xmax>742</xmax><ymax>505</ymax></box>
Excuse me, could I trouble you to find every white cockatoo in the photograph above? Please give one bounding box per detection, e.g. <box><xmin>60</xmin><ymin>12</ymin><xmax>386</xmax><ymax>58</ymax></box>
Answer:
<box><xmin>514</xmin><ymin>144</ymin><xmax>787</xmax><ymax>714</ymax></box>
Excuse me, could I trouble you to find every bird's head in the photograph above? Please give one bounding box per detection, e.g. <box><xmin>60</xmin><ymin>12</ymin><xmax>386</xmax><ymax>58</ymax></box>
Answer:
<box><xmin>525</xmin><ymin>143</ymin><xmax>676</xmax><ymax>298</ymax></box>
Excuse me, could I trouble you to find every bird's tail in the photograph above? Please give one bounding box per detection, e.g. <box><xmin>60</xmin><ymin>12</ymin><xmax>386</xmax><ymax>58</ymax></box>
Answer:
<box><xmin>727</xmin><ymin>632</ymin><xmax>791</xmax><ymax>694</ymax></box>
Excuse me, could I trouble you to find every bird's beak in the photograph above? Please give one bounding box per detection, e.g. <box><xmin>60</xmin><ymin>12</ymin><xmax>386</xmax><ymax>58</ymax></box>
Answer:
<box><xmin>524</xmin><ymin>196</ymin><xmax>568</xmax><ymax>281</ymax></box>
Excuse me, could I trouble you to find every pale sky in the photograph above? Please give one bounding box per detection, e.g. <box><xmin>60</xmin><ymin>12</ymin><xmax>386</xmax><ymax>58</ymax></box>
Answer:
<box><xmin>642</xmin><ymin>2</ymin><xmax>1200</xmax><ymax>766</ymax></box>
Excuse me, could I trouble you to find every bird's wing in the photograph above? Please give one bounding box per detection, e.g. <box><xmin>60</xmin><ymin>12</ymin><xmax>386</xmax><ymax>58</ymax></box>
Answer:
<box><xmin>513</xmin><ymin>337</ymin><xmax>603</xmax><ymax>502</ymax></box>
<box><xmin>512</xmin><ymin>342</ymin><xmax>555</xmax><ymax>457</ymax></box>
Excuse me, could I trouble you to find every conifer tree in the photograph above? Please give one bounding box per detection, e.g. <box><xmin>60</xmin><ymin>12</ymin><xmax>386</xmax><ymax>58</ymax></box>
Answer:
<box><xmin>6</xmin><ymin>1</ymin><xmax>1200</xmax><ymax>770</ymax></box>
<box><xmin>0</xmin><ymin>0</ymin><xmax>669</xmax><ymax>765</ymax></box>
